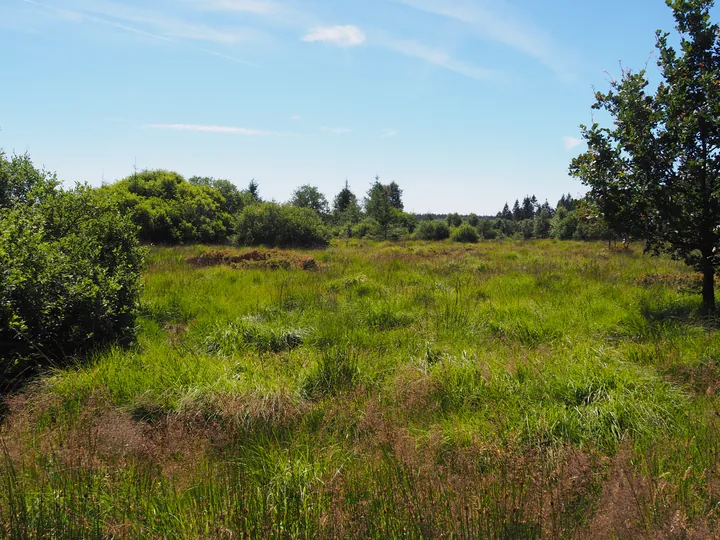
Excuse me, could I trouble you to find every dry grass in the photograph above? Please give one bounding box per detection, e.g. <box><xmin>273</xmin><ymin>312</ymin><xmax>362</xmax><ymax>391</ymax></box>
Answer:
<box><xmin>186</xmin><ymin>248</ymin><xmax>319</xmax><ymax>270</ymax></box>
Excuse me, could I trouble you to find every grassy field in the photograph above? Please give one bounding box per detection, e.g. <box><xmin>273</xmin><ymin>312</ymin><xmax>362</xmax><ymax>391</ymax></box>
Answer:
<box><xmin>2</xmin><ymin>239</ymin><xmax>720</xmax><ymax>538</ymax></box>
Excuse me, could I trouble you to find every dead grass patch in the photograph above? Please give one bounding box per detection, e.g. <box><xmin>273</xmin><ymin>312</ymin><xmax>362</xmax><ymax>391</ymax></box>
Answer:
<box><xmin>187</xmin><ymin>249</ymin><xmax>319</xmax><ymax>271</ymax></box>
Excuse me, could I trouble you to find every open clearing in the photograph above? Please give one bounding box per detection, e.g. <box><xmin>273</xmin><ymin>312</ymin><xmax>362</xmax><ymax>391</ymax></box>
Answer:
<box><xmin>2</xmin><ymin>240</ymin><xmax>720</xmax><ymax>538</ymax></box>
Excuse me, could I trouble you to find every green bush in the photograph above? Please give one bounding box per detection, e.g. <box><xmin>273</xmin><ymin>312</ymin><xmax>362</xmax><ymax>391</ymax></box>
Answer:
<box><xmin>0</xmin><ymin>151</ymin><xmax>59</xmax><ymax>209</ymax></box>
<box><xmin>1</xmin><ymin>183</ymin><xmax>144</xmax><ymax>380</ymax></box>
<box><xmin>451</xmin><ymin>224</ymin><xmax>480</xmax><ymax>243</ymax></box>
<box><xmin>102</xmin><ymin>170</ymin><xmax>233</xmax><ymax>244</ymax></box>
<box><xmin>351</xmin><ymin>218</ymin><xmax>379</xmax><ymax>239</ymax></box>
<box><xmin>235</xmin><ymin>202</ymin><xmax>330</xmax><ymax>248</ymax></box>
<box><xmin>414</xmin><ymin>220</ymin><xmax>450</xmax><ymax>240</ymax></box>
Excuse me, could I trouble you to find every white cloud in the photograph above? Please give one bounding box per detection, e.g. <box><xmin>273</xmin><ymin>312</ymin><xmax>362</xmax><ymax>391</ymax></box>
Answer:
<box><xmin>384</xmin><ymin>39</ymin><xmax>499</xmax><ymax>80</ymax></box>
<box><xmin>290</xmin><ymin>114</ymin><xmax>303</xmax><ymax>121</ymax></box>
<box><xmin>381</xmin><ymin>129</ymin><xmax>398</xmax><ymax>138</ymax></box>
<box><xmin>322</xmin><ymin>127</ymin><xmax>353</xmax><ymax>134</ymax></box>
<box><xmin>564</xmin><ymin>136</ymin><xmax>583</xmax><ymax>150</ymax></box>
<box><xmin>397</xmin><ymin>0</ymin><xmax>575</xmax><ymax>78</ymax></box>
<box><xmin>302</xmin><ymin>25</ymin><xmax>366</xmax><ymax>47</ymax></box>
<box><xmin>145</xmin><ymin>124</ymin><xmax>277</xmax><ymax>135</ymax></box>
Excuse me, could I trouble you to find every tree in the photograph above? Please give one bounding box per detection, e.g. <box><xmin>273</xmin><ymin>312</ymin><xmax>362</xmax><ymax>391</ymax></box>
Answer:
<box><xmin>512</xmin><ymin>199</ymin><xmax>522</xmax><ymax>221</ymax></box>
<box><xmin>557</xmin><ymin>194</ymin><xmax>576</xmax><ymax>212</ymax></box>
<box><xmin>385</xmin><ymin>181</ymin><xmax>404</xmax><ymax>211</ymax></box>
<box><xmin>499</xmin><ymin>203</ymin><xmax>513</xmax><ymax>220</ymax></box>
<box><xmin>333</xmin><ymin>180</ymin><xmax>358</xmax><ymax>214</ymax></box>
<box><xmin>570</xmin><ymin>0</ymin><xmax>720</xmax><ymax>312</ymax></box>
<box><xmin>365</xmin><ymin>181</ymin><xmax>395</xmax><ymax>240</ymax></box>
<box><xmin>446</xmin><ymin>213</ymin><xmax>463</xmax><ymax>227</ymax></box>
<box><xmin>247</xmin><ymin>179</ymin><xmax>261</xmax><ymax>202</ymax></box>
<box><xmin>534</xmin><ymin>208</ymin><xmax>552</xmax><ymax>238</ymax></box>
<box><xmin>521</xmin><ymin>196</ymin><xmax>535</xmax><ymax>220</ymax></box>
<box><xmin>290</xmin><ymin>184</ymin><xmax>330</xmax><ymax>218</ymax></box>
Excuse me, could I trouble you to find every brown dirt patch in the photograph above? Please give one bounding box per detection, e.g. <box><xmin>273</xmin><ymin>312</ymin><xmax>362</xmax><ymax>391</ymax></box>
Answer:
<box><xmin>187</xmin><ymin>249</ymin><xmax>319</xmax><ymax>271</ymax></box>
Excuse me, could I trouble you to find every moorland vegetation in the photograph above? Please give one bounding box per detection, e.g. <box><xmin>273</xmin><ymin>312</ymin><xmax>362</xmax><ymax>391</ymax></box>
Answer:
<box><xmin>4</xmin><ymin>0</ymin><xmax>720</xmax><ymax>537</ymax></box>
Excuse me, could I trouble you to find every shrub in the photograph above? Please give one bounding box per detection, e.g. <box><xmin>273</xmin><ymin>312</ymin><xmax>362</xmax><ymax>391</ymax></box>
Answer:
<box><xmin>102</xmin><ymin>170</ymin><xmax>233</xmax><ymax>244</ymax></box>
<box><xmin>415</xmin><ymin>220</ymin><xmax>450</xmax><ymax>240</ymax></box>
<box><xmin>446</xmin><ymin>213</ymin><xmax>463</xmax><ymax>227</ymax></box>
<box><xmin>451</xmin><ymin>224</ymin><xmax>480</xmax><ymax>243</ymax></box>
<box><xmin>1</xmin><ymin>184</ymin><xmax>144</xmax><ymax>380</ymax></box>
<box><xmin>351</xmin><ymin>218</ymin><xmax>379</xmax><ymax>239</ymax></box>
<box><xmin>0</xmin><ymin>151</ymin><xmax>59</xmax><ymax>209</ymax></box>
<box><xmin>235</xmin><ymin>202</ymin><xmax>330</xmax><ymax>248</ymax></box>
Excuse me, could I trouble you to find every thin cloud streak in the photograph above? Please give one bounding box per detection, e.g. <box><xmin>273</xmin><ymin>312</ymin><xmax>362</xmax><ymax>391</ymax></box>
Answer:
<box><xmin>396</xmin><ymin>0</ymin><xmax>575</xmax><ymax>78</ymax></box>
<box><xmin>381</xmin><ymin>129</ymin><xmax>398</xmax><ymax>138</ymax></box>
<box><xmin>201</xmin><ymin>48</ymin><xmax>256</xmax><ymax>66</ymax></box>
<box><xmin>76</xmin><ymin>0</ymin><xmax>253</xmax><ymax>44</ymax></box>
<box><xmin>22</xmin><ymin>0</ymin><xmax>173</xmax><ymax>42</ymax></box>
<box><xmin>145</xmin><ymin>124</ymin><xmax>280</xmax><ymax>135</ymax></box>
<box><xmin>383</xmin><ymin>38</ymin><xmax>499</xmax><ymax>80</ymax></box>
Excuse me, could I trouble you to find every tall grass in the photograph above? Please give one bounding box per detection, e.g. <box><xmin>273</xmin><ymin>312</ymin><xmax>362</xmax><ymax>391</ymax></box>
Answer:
<box><xmin>2</xmin><ymin>240</ymin><xmax>720</xmax><ymax>537</ymax></box>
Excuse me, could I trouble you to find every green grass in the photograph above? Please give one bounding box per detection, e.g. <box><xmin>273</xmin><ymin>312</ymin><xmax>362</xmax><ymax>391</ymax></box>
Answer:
<box><xmin>3</xmin><ymin>239</ymin><xmax>720</xmax><ymax>538</ymax></box>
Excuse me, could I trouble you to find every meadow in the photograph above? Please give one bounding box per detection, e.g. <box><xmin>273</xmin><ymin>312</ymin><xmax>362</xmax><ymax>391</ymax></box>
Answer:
<box><xmin>2</xmin><ymin>239</ymin><xmax>720</xmax><ymax>538</ymax></box>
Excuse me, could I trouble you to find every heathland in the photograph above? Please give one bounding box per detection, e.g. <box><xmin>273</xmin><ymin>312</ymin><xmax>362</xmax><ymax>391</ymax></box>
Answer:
<box><xmin>2</xmin><ymin>240</ymin><xmax>719</xmax><ymax>538</ymax></box>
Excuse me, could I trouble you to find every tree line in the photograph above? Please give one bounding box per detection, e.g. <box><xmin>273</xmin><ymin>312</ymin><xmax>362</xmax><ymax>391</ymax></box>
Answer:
<box><xmin>92</xmin><ymin>167</ymin><xmax>619</xmax><ymax>247</ymax></box>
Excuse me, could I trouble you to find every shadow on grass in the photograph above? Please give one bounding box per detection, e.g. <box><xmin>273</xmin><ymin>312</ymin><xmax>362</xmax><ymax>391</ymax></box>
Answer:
<box><xmin>639</xmin><ymin>296</ymin><xmax>720</xmax><ymax>330</ymax></box>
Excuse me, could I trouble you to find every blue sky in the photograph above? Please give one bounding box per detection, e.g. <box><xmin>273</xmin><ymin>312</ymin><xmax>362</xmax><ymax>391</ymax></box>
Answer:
<box><xmin>0</xmin><ymin>0</ymin><xmax>685</xmax><ymax>214</ymax></box>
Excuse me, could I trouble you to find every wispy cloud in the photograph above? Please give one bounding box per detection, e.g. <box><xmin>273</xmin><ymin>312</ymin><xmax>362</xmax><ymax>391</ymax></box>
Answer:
<box><xmin>145</xmin><ymin>124</ymin><xmax>278</xmax><ymax>135</ymax></box>
<box><xmin>79</xmin><ymin>0</ymin><xmax>254</xmax><ymax>44</ymax></box>
<box><xmin>384</xmin><ymin>38</ymin><xmax>499</xmax><ymax>80</ymax></box>
<box><xmin>564</xmin><ymin>136</ymin><xmax>583</xmax><ymax>150</ymax></box>
<box><xmin>303</xmin><ymin>25</ymin><xmax>366</xmax><ymax>47</ymax></box>
<box><xmin>196</xmin><ymin>0</ymin><xmax>282</xmax><ymax>15</ymax></box>
<box><xmin>24</xmin><ymin>0</ymin><xmax>256</xmax><ymax>45</ymax></box>
<box><xmin>290</xmin><ymin>114</ymin><xmax>303</xmax><ymax>121</ymax></box>
<box><xmin>201</xmin><ymin>48</ymin><xmax>255</xmax><ymax>66</ymax></box>
<box><xmin>396</xmin><ymin>0</ymin><xmax>575</xmax><ymax>78</ymax></box>
<box><xmin>21</xmin><ymin>0</ymin><xmax>173</xmax><ymax>41</ymax></box>
<box><xmin>322</xmin><ymin>127</ymin><xmax>353</xmax><ymax>134</ymax></box>
<box><xmin>381</xmin><ymin>129</ymin><xmax>398</xmax><ymax>138</ymax></box>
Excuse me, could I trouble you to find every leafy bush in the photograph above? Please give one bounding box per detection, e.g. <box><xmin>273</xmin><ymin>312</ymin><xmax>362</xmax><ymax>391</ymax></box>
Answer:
<box><xmin>102</xmin><ymin>170</ymin><xmax>233</xmax><ymax>244</ymax></box>
<box><xmin>0</xmin><ymin>151</ymin><xmax>58</xmax><ymax>209</ymax></box>
<box><xmin>235</xmin><ymin>202</ymin><xmax>330</xmax><ymax>248</ymax></box>
<box><xmin>415</xmin><ymin>220</ymin><xmax>451</xmax><ymax>240</ymax></box>
<box><xmin>1</xmin><ymin>183</ymin><xmax>144</xmax><ymax>380</ymax></box>
<box><xmin>351</xmin><ymin>218</ymin><xmax>379</xmax><ymax>239</ymax></box>
<box><xmin>451</xmin><ymin>224</ymin><xmax>480</xmax><ymax>243</ymax></box>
